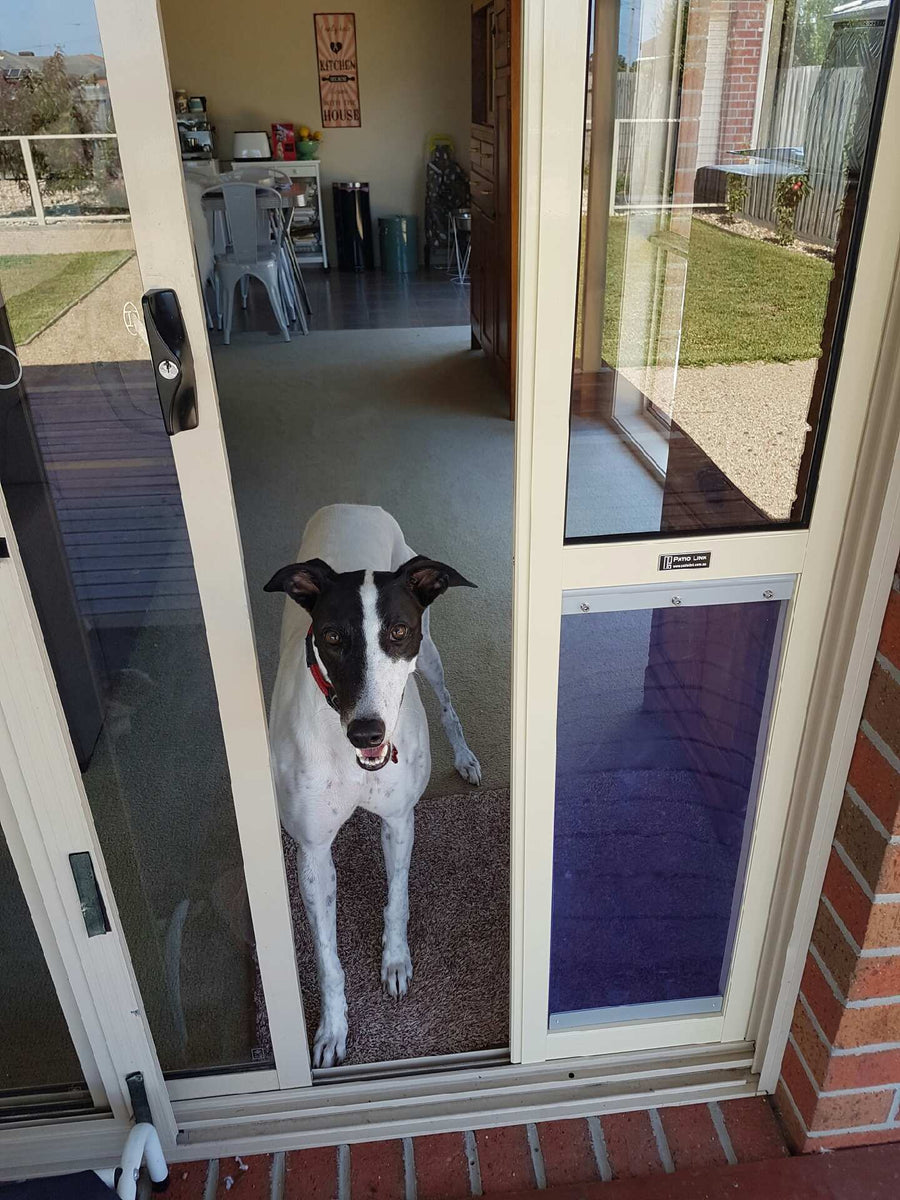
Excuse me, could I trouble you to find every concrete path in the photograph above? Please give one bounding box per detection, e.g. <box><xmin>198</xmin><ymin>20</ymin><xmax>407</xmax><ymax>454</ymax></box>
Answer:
<box><xmin>673</xmin><ymin>358</ymin><xmax>817</xmax><ymax>521</ymax></box>
<box><xmin>18</xmin><ymin>255</ymin><xmax>147</xmax><ymax>368</ymax></box>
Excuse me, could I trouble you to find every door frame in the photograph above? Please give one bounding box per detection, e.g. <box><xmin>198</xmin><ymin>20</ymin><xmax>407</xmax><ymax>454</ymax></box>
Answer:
<box><xmin>3</xmin><ymin>0</ymin><xmax>900</xmax><ymax>1177</ymax></box>
<box><xmin>94</xmin><ymin>0</ymin><xmax>312</xmax><ymax>1095</ymax></box>
<box><xmin>0</xmin><ymin>0</ymin><xmax>313</xmax><ymax>1138</ymax></box>
<box><xmin>0</xmin><ymin>749</ymin><xmax>107</xmax><ymax>1116</ymax></box>
<box><xmin>0</xmin><ymin>485</ymin><xmax>176</xmax><ymax>1140</ymax></box>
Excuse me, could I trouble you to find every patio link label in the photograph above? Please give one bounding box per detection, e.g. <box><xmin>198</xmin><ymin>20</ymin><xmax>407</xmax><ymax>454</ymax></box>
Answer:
<box><xmin>658</xmin><ymin>551</ymin><xmax>712</xmax><ymax>571</ymax></box>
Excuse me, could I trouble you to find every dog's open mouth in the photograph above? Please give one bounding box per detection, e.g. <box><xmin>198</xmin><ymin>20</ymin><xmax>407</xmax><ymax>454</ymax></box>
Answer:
<box><xmin>355</xmin><ymin>742</ymin><xmax>392</xmax><ymax>771</ymax></box>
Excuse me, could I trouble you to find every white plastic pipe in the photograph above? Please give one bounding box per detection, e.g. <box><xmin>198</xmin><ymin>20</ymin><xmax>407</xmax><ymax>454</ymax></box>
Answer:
<box><xmin>115</xmin><ymin>1122</ymin><xmax>169</xmax><ymax>1200</ymax></box>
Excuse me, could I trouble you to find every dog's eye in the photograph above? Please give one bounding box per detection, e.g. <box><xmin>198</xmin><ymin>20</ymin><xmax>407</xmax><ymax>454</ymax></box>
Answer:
<box><xmin>322</xmin><ymin>629</ymin><xmax>342</xmax><ymax>647</ymax></box>
<box><xmin>390</xmin><ymin>623</ymin><xmax>409</xmax><ymax>642</ymax></box>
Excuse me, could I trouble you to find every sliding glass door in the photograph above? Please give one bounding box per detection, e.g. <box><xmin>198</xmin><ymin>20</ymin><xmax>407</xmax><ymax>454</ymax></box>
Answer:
<box><xmin>2</xmin><ymin>0</ymin><xmax>900</xmax><ymax>1164</ymax></box>
<box><xmin>512</xmin><ymin>0</ymin><xmax>900</xmax><ymax>1062</ymax></box>
<box><xmin>0</xmin><ymin>0</ymin><xmax>311</xmax><ymax>1135</ymax></box>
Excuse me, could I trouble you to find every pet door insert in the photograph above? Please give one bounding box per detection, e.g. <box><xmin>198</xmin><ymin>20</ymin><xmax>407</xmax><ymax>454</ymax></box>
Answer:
<box><xmin>549</xmin><ymin>575</ymin><xmax>792</xmax><ymax>1029</ymax></box>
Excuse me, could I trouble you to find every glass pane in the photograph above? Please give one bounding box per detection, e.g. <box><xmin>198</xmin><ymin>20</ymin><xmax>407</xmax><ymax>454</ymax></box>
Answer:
<box><xmin>549</xmin><ymin>581</ymin><xmax>789</xmax><ymax>1025</ymax></box>
<box><xmin>566</xmin><ymin>0</ymin><xmax>895</xmax><ymax>539</ymax></box>
<box><xmin>0</xmin><ymin>9</ymin><xmax>272</xmax><ymax>1075</ymax></box>
<box><xmin>160</xmin><ymin>2</ymin><xmax>513</xmax><ymax>1070</ymax></box>
<box><xmin>0</xmin><ymin>144</ymin><xmax>35</xmax><ymax>219</ymax></box>
<box><xmin>0</xmin><ymin>825</ymin><xmax>88</xmax><ymax>1102</ymax></box>
<box><xmin>37</xmin><ymin>138</ymin><xmax>129</xmax><ymax>220</ymax></box>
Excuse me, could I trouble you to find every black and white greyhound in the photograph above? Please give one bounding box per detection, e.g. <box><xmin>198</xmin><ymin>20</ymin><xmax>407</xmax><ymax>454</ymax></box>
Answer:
<box><xmin>265</xmin><ymin>504</ymin><xmax>481</xmax><ymax>1066</ymax></box>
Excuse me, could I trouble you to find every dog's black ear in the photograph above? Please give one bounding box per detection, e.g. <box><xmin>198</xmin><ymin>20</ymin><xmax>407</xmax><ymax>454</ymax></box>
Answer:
<box><xmin>263</xmin><ymin>558</ymin><xmax>337</xmax><ymax>610</ymax></box>
<box><xmin>396</xmin><ymin>556</ymin><xmax>476</xmax><ymax>608</ymax></box>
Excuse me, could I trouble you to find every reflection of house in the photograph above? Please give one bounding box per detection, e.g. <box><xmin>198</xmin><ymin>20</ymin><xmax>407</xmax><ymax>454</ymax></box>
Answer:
<box><xmin>615</xmin><ymin>0</ymin><xmax>887</xmax><ymax>246</ymax></box>
<box><xmin>0</xmin><ymin>50</ymin><xmax>107</xmax><ymax>82</ymax></box>
<box><xmin>0</xmin><ymin>50</ymin><xmax>112</xmax><ymax>130</ymax></box>
<box><xmin>609</xmin><ymin>1</ymin><xmax>772</xmax><ymax>213</ymax></box>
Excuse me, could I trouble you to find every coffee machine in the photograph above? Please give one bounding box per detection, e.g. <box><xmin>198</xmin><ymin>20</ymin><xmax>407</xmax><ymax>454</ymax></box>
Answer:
<box><xmin>175</xmin><ymin>94</ymin><xmax>215</xmax><ymax>161</ymax></box>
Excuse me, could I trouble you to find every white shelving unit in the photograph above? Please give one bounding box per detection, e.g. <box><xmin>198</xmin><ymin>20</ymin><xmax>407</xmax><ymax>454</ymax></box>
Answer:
<box><xmin>231</xmin><ymin>157</ymin><xmax>328</xmax><ymax>268</ymax></box>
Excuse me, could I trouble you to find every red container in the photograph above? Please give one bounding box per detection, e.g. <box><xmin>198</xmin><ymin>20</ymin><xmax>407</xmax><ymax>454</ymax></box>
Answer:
<box><xmin>271</xmin><ymin>123</ymin><xmax>297</xmax><ymax>161</ymax></box>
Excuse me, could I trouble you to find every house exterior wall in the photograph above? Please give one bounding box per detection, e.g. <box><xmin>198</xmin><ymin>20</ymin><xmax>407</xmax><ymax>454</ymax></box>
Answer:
<box><xmin>671</xmin><ymin>0</ymin><xmax>714</xmax><ymax>212</ymax></box>
<box><xmin>718</xmin><ymin>0</ymin><xmax>768</xmax><ymax>154</ymax></box>
<box><xmin>776</xmin><ymin>559</ymin><xmax>900</xmax><ymax>1151</ymax></box>
<box><xmin>672</xmin><ymin>0</ymin><xmax>768</xmax><ymax>209</ymax></box>
<box><xmin>696</xmin><ymin>14</ymin><xmax>729</xmax><ymax>167</ymax></box>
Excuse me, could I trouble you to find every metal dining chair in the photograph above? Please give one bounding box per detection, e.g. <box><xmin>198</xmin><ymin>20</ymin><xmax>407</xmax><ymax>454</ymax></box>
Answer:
<box><xmin>183</xmin><ymin>166</ymin><xmax>221</xmax><ymax>329</ymax></box>
<box><xmin>205</xmin><ymin>179</ymin><xmax>291</xmax><ymax>344</ymax></box>
<box><xmin>222</xmin><ymin>166</ymin><xmax>312</xmax><ymax>325</ymax></box>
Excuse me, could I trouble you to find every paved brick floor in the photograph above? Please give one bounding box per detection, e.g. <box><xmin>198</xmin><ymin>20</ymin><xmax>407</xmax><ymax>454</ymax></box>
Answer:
<box><xmin>162</xmin><ymin>1098</ymin><xmax>792</xmax><ymax>1198</ymax></box>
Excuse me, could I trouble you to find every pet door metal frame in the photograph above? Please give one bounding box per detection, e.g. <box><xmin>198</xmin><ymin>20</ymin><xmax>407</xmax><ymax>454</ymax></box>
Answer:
<box><xmin>547</xmin><ymin>573</ymin><xmax>794</xmax><ymax>1033</ymax></box>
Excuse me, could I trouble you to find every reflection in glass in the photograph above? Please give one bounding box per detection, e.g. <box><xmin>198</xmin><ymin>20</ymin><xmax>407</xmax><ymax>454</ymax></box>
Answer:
<box><xmin>566</xmin><ymin>0</ymin><xmax>893</xmax><ymax>539</ymax></box>
<box><xmin>38</xmin><ymin>137</ymin><xmax>129</xmax><ymax>219</ymax></box>
<box><xmin>0</xmin><ymin>826</ymin><xmax>88</xmax><ymax>1101</ymax></box>
<box><xmin>549</xmin><ymin>583</ymin><xmax>789</xmax><ymax>1025</ymax></box>
<box><xmin>0</xmin><ymin>9</ymin><xmax>271</xmax><ymax>1074</ymax></box>
<box><xmin>0</xmin><ymin>143</ymin><xmax>34</xmax><ymax>219</ymax></box>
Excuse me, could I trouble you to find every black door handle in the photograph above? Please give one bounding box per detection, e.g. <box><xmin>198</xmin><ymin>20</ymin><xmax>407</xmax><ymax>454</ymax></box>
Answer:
<box><xmin>141</xmin><ymin>288</ymin><xmax>198</xmax><ymax>435</ymax></box>
<box><xmin>69</xmin><ymin>851</ymin><xmax>111</xmax><ymax>937</ymax></box>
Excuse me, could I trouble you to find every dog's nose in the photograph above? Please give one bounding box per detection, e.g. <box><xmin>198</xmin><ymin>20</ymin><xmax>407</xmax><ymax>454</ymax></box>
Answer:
<box><xmin>347</xmin><ymin>717</ymin><xmax>386</xmax><ymax>748</ymax></box>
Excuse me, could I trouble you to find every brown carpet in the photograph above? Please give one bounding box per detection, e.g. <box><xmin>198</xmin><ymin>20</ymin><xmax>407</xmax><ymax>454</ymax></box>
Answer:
<box><xmin>256</xmin><ymin>787</ymin><xmax>510</xmax><ymax>1066</ymax></box>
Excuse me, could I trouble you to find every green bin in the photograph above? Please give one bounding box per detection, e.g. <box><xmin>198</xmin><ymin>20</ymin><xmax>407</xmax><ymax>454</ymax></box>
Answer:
<box><xmin>378</xmin><ymin>215</ymin><xmax>418</xmax><ymax>274</ymax></box>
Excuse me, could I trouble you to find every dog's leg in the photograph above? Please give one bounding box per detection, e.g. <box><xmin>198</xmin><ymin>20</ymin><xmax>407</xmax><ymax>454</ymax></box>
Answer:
<box><xmin>417</xmin><ymin>611</ymin><xmax>482</xmax><ymax>785</ymax></box>
<box><xmin>297</xmin><ymin>838</ymin><xmax>348</xmax><ymax>1067</ymax></box>
<box><xmin>380</xmin><ymin>808</ymin><xmax>415</xmax><ymax>997</ymax></box>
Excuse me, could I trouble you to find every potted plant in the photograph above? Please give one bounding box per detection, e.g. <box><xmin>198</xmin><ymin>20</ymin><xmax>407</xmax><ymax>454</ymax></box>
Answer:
<box><xmin>773</xmin><ymin>173</ymin><xmax>809</xmax><ymax>245</ymax></box>
<box><xmin>723</xmin><ymin>172</ymin><xmax>749</xmax><ymax>225</ymax></box>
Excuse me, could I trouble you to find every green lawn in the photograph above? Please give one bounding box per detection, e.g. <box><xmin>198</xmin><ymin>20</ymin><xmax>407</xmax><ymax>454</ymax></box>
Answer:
<box><xmin>598</xmin><ymin>217</ymin><xmax>834</xmax><ymax>369</ymax></box>
<box><xmin>1</xmin><ymin>250</ymin><xmax>133</xmax><ymax>343</ymax></box>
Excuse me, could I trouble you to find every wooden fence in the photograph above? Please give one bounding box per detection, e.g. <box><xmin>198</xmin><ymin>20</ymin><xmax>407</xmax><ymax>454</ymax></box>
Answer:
<box><xmin>745</xmin><ymin>66</ymin><xmax>859</xmax><ymax>247</ymax></box>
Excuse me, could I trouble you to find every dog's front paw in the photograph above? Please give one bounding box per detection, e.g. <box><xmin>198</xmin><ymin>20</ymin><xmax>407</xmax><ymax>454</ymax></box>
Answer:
<box><xmin>381</xmin><ymin>944</ymin><xmax>413</xmax><ymax>998</ymax></box>
<box><xmin>312</xmin><ymin>1012</ymin><xmax>348</xmax><ymax>1067</ymax></box>
<box><xmin>455</xmin><ymin>746</ymin><xmax>482</xmax><ymax>786</ymax></box>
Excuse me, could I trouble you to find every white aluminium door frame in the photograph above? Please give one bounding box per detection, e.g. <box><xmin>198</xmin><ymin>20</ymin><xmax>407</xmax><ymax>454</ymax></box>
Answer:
<box><xmin>0</xmin><ymin>0</ymin><xmax>311</xmax><ymax>1125</ymax></box>
<box><xmin>0</xmin><ymin>488</ymin><xmax>174</xmax><ymax>1139</ymax></box>
<box><xmin>511</xmin><ymin>0</ymin><xmax>900</xmax><ymax>1064</ymax></box>
<box><xmin>0</xmin><ymin>731</ymin><xmax>107</xmax><ymax>1114</ymax></box>
<box><xmin>91</xmin><ymin>0</ymin><xmax>312</xmax><ymax>1093</ymax></box>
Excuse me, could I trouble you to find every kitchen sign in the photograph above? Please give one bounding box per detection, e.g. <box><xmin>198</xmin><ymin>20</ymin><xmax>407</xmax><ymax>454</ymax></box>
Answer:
<box><xmin>315</xmin><ymin>13</ymin><xmax>361</xmax><ymax>128</ymax></box>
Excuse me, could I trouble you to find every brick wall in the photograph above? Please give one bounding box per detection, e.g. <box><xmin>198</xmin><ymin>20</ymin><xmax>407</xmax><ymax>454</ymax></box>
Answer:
<box><xmin>776</xmin><ymin>568</ymin><xmax>900</xmax><ymax>1151</ymax></box>
<box><xmin>671</xmin><ymin>0</ymin><xmax>767</xmax><ymax>215</ymax></box>
<box><xmin>671</xmin><ymin>0</ymin><xmax>714</xmax><ymax>215</ymax></box>
<box><xmin>717</xmin><ymin>0</ymin><xmax>767</xmax><ymax>155</ymax></box>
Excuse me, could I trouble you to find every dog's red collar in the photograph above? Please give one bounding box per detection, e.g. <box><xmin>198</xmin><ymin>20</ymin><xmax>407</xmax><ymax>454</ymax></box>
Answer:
<box><xmin>305</xmin><ymin>628</ymin><xmax>340</xmax><ymax>712</ymax></box>
<box><xmin>304</xmin><ymin>628</ymin><xmax>399</xmax><ymax>765</ymax></box>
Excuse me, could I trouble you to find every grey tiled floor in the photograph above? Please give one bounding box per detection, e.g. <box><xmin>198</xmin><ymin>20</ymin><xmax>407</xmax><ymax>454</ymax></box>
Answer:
<box><xmin>213</xmin><ymin>268</ymin><xmax>471</xmax><ymax>339</ymax></box>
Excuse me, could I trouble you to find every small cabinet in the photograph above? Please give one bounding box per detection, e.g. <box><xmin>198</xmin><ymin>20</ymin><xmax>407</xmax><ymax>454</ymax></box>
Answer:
<box><xmin>235</xmin><ymin>158</ymin><xmax>328</xmax><ymax>268</ymax></box>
